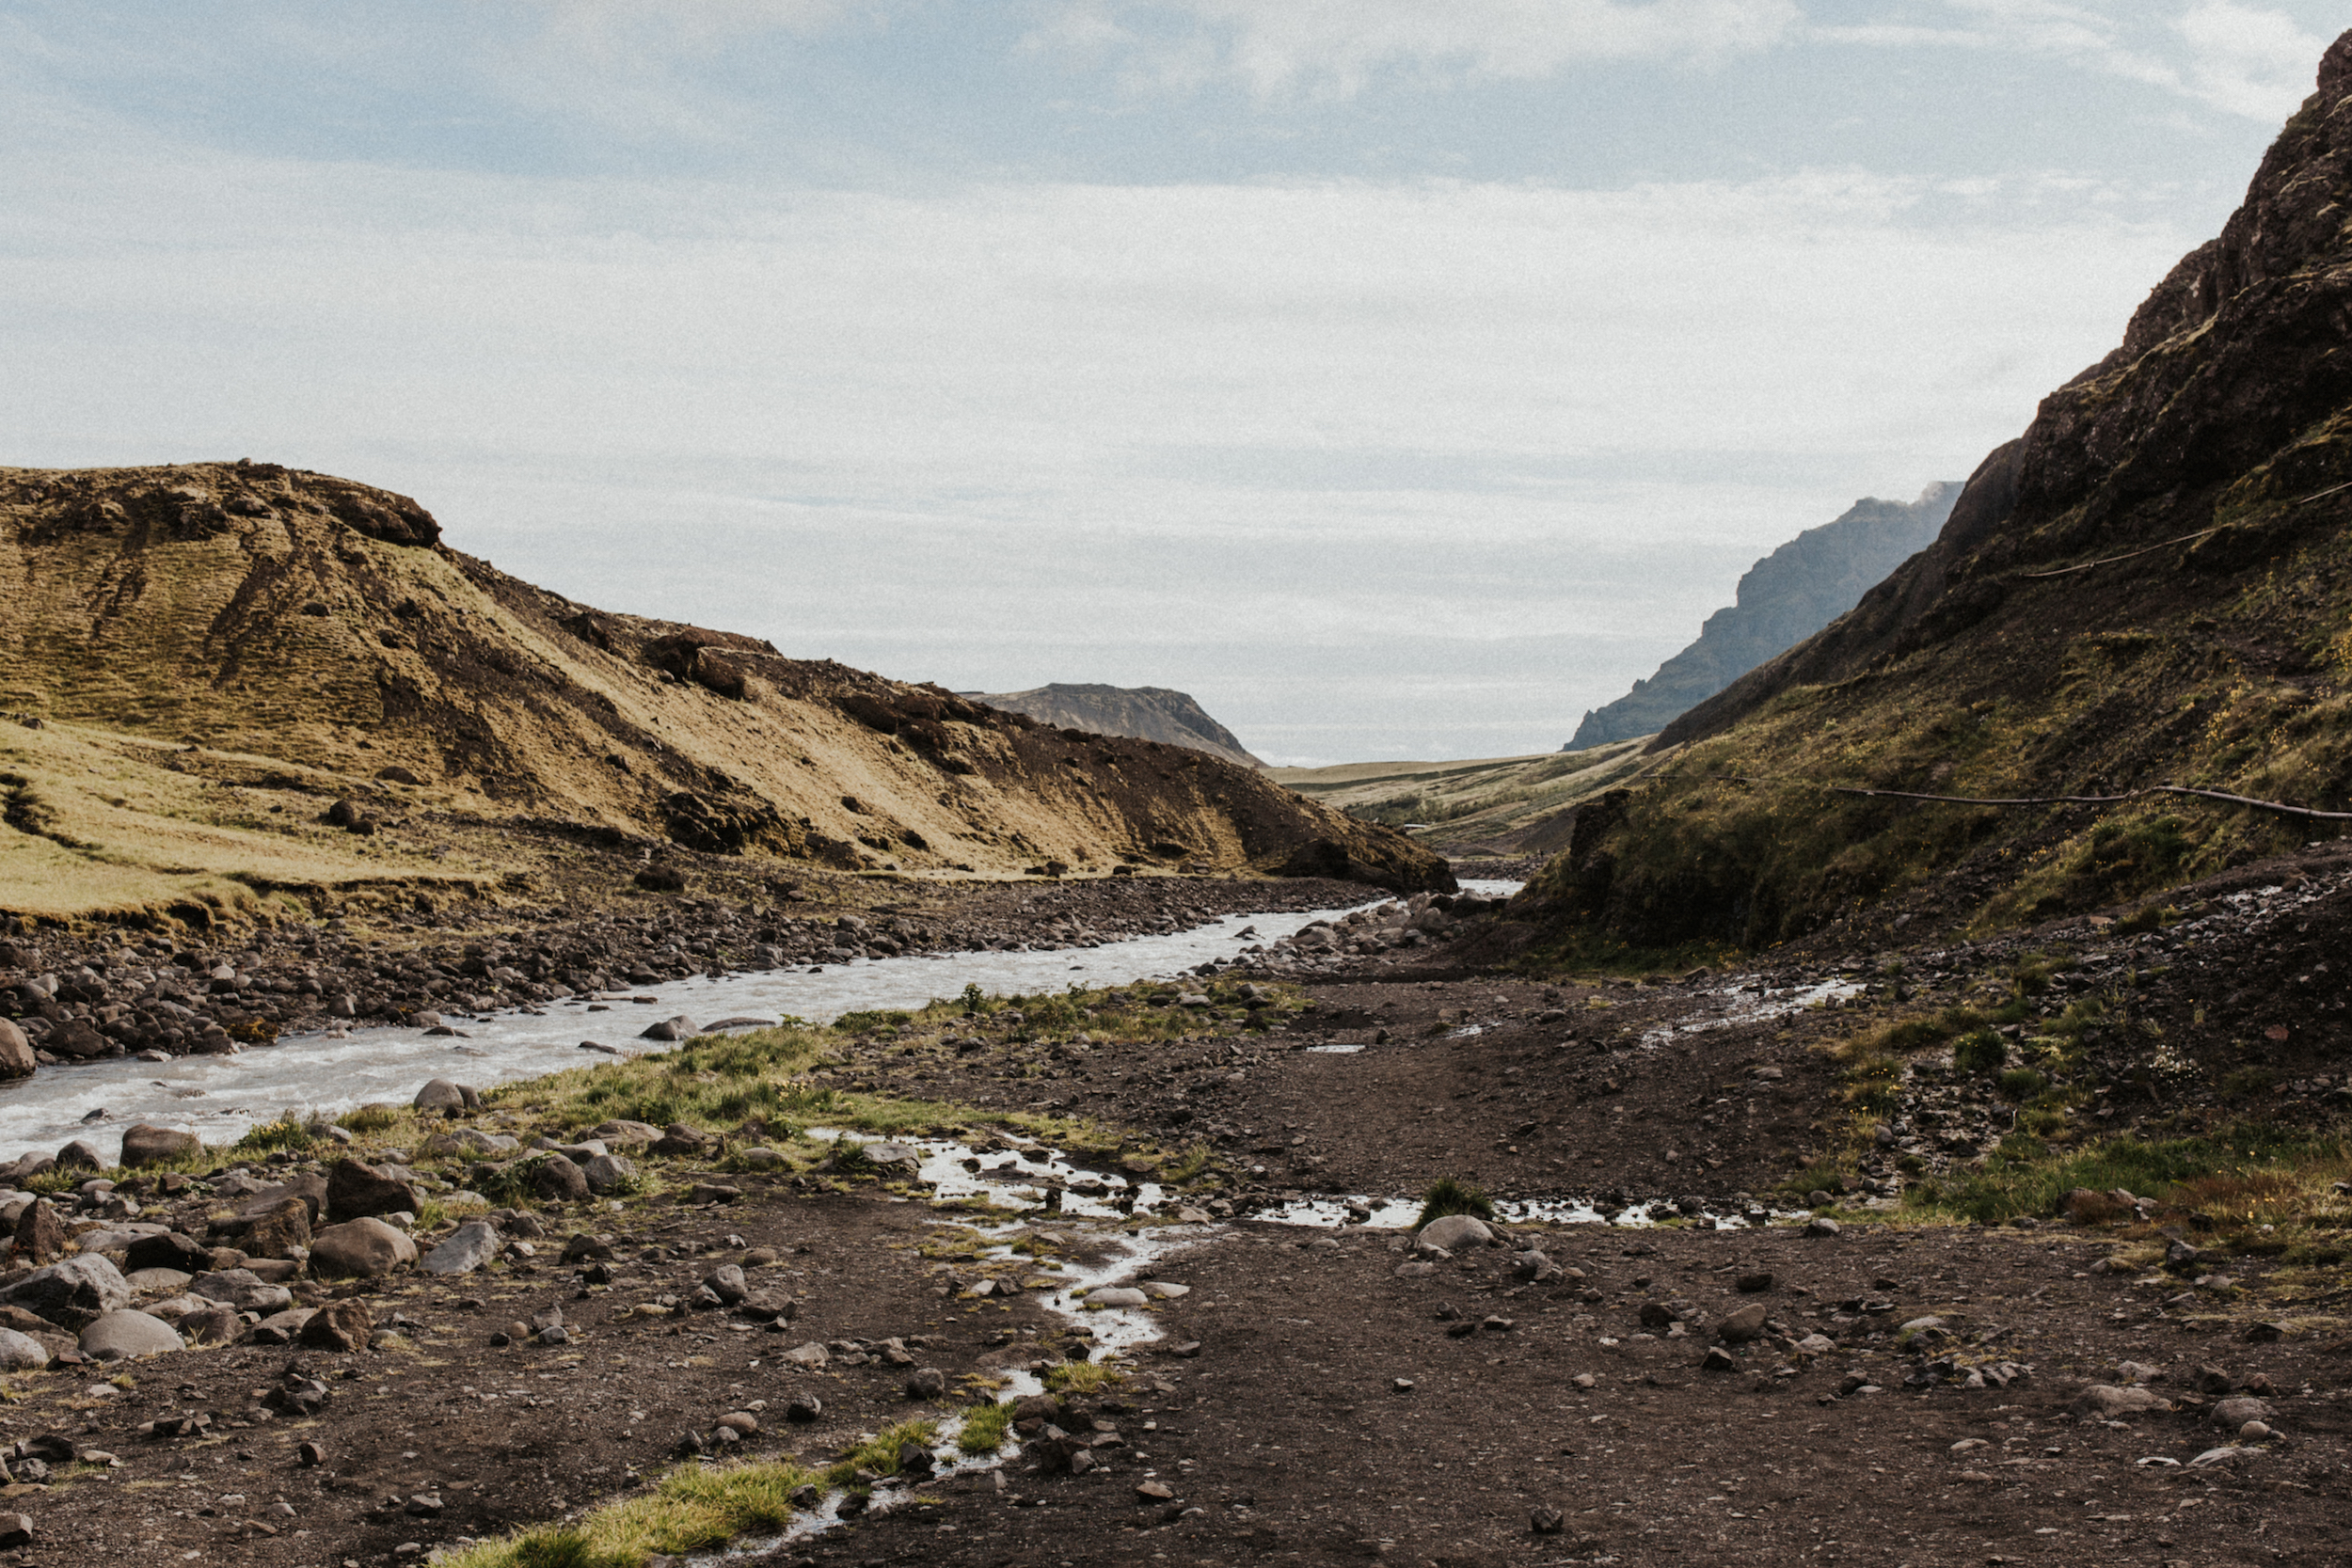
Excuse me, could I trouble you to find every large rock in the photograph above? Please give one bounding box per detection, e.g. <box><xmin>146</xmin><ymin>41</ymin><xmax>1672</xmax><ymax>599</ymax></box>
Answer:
<box><xmin>12</xmin><ymin>1198</ymin><xmax>64</xmax><ymax>1267</ymax></box>
<box><xmin>1717</xmin><ymin>1303</ymin><xmax>1771</xmax><ymax>1344</ymax></box>
<box><xmin>46</xmin><ymin>1022</ymin><xmax>110</xmax><ymax>1060</ymax></box>
<box><xmin>1</xmin><ymin>1255</ymin><xmax>133</xmax><ymax>1329</ymax></box>
<box><xmin>119</xmin><ymin>1124</ymin><xmax>201</xmax><ymax>1169</ymax></box>
<box><xmin>241</xmin><ymin>1196</ymin><xmax>313</xmax><ymax>1260</ymax></box>
<box><xmin>53</xmin><ymin>1139</ymin><xmax>102</xmax><ymax>1172</ymax></box>
<box><xmin>1417</xmin><ymin>1214</ymin><xmax>1494</xmax><ymax>1251</ymax></box>
<box><xmin>528</xmin><ymin>1153</ymin><xmax>591</xmax><ymax>1204</ymax></box>
<box><xmin>123</xmin><ymin>1230</ymin><xmax>212</xmax><ymax>1274</ymax></box>
<box><xmin>297</xmin><ymin>1298</ymin><xmax>373</xmax><ymax>1353</ymax></box>
<box><xmin>588</xmin><ymin>1120</ymin><xmax>662</xmax><ymax>1148</ymax></box>
<box><xmin>413</xmin><ymin>1078</ymin><xmax>468</xmax><ymax>1115</ymax></box>
<box><xmin>78</xmin><ymin>1310</ymin><xmax>185</xmax><ymax>1362</ymax></box>
<box><xmin>421</xmin><ymin>1128</ymin><xmax>519</xmax><ymax>1158</ymax></box>
<box><xmin>326</xmin><ymin>1158</ymin><xmax>420</xmax><ymax>1223</ymax></box>
<box><xmin>0</xmin><ymin>1021</ymin><xmax>34</xmax><ymax>1081</ymax></box>
<box><xmin>0</xmin><ymin>1329</ymin><xmax>49</xmax><ymax>1370</ymax></box>
<box><xmin>580</xmin><ymin>1153</ymin><xmax>635</xmax><ymax>1194</ymax></box>
<box><xmin>423</xmin><ymin>1220</ymin><xmax>501</xmax><ymax>1276</ymax></box>
<box><xmin>2073</xmin><ymin>1384</ymin><xmax>2170</xmax><ymax>1419</ymax></box>
<box><xmin>309</xmin><ymin>1217</ymin><xmax>417</xmax><ymax>1280</ymax></box>
<box><xmin>189</xmin><ymin>1268</ymin><xmax>294</xmax><ymax>1313</ymax></box>
<box><xmin>240</xmin><ymin>1172</ymin><xmax>328</xmax><ymax>1223</ymax></box>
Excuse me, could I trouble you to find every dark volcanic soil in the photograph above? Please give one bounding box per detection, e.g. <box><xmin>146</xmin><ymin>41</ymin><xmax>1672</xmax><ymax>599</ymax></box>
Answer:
<box><xmin>4</xmin><ymin>848</ymin><xmax>2352</xmax><ymax>1566</ymax></box>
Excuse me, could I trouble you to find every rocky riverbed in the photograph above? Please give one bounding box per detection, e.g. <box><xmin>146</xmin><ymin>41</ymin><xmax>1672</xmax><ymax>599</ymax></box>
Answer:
<box><xmin>0</xmin><ymin>875</ymin><xmax>1405</xmax><ymax>1071</ymax></box>
<box><xmin>0</xmin><ymin>847</ymin><xmax>2345</xmax><ymax>1565</ymax></box>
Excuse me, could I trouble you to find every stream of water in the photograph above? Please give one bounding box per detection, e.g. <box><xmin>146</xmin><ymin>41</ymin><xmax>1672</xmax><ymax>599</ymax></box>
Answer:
<box><xmin>0</xmin><ymin>881</ymin><xmax>1520</xmax><ymax>1164</ymax></box>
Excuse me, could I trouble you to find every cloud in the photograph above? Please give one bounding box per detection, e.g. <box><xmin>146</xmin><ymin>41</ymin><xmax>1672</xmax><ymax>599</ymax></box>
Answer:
<box><xmin>1033</xmin><ymin>0</ymin><xmax>1804</xmax><ymax>98</ymax></box>
<box><xmin>1820</xmin><ymin>1</ymin><xmax>2328</xmax><ymax>121</ymax></box>
<box><xmin>2174</xmin><ymin>1</ymin><xmax>2329</xmax><ymax>119</ymax></box>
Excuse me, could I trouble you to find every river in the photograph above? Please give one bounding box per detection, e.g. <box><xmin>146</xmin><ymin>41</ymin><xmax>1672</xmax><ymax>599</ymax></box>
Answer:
<box><xmin>0</xmin><ymin>880</ymin><xmax>1521</xmax><ymax>1164</ymax></box>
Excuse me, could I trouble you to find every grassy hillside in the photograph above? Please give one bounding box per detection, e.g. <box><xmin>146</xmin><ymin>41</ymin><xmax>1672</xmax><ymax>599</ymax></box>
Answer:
<box><xmin>1518</xmin><ymin>48</ymin><xmax>2352</xmax><ymax>955</ymax></box>
<box><xmin>0</xmin><ymin>462</ymin><xmax>1449</xmax><ymax>927</ymax></box>
<box><xmin>1271</xmin><ymin>738</ymin><xmax>1659</xmax><ymax>851</ymax></box>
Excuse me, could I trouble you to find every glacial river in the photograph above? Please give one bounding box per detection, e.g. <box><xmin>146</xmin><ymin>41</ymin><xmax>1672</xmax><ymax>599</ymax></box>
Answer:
<box><xmin>0</xmin><ymin>881</ymin><xmax>1522</xmax><ymax>1164</ymax></box>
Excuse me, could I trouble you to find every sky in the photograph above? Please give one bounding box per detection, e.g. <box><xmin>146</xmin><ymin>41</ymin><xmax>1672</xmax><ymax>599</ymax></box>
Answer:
<box><xmin>2</xmin><ymin>2</ymin><xmax>2341</xmax><ymax>765</ymax></box>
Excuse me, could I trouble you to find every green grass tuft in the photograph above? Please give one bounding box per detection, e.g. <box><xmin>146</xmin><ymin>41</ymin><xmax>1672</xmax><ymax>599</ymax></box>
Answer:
<box><xmin>1414</xmin><ymin>1174</ymin><xmax>1494</xmax><ymax>1228</ymax></box>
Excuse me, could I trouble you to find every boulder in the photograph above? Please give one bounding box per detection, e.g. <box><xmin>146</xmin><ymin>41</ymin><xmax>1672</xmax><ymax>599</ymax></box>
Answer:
<box><xmin>119</xmin><ymin>1124</ymin><xmax>201</xmax><ymax>1169</ymax></box>
<box><xmin>412</xmin><ymin>1078</ymin><xmax>467</xmax><ymax>1115</ymax></box>
<box><xmin>639</xmin><ymin>1017</ymin><xmax>701</xmax><ymax>1042</ymax></box>
<box><xmin>589</xmin><ymin>1120</ymin><xmax>663</xmax><ymax>1148</ymax></box>
<box><xmin>1084</xmin><ymin>1287</ymin><xmax>1151</xmax><ymax>1309</ymax></box>
<box><xmin>176</xmin><ymin>1307</ymin><xmax>244</xmax><ymax>1346</ymax></box>
<box><xmin>423</xmin><ymin>1221</ymin><xmax>501</xmax><ymax>1277</ymax></box>
<box><xmin>421</xmin><ymin>1128</ymin><xmax>518</xmax><ymax>1158</ymax></box>
<box><xmin>326</xmin><ymin>1158</ymin><xmax>420</xmax><ymax>1223</ymax></box>
<box><xmin>297</xmin><ymin>1298</ymin><xmax>373</xmax><ymax>1353</ymax></box>
<box><xmin>240</xmin><ymin>1196</ymin><xmax>312</xmax><ymax>1260</ymax></box>
<box><xmin>240</xmin><ymin>1172</ymin><xmax>328</xmax><ymax>1223</ymax></box>
<box><xmin>189</xmin><ymin>1269</ymin><xmax>294</xmax><ymax>1313</ymax></box>
<box><xmin>309</xmin><ymin>1218</ymin><xmax>418</xmax><ymax>1280</ymax></box>
<box><xmin>0</xmin><ymin>1330</ymin><xmax>48</xmax><ymax>1370</ymax></box>
<box><xmin>2214</xmin><ymin>1396</ymin><xmax>2275</xmax><ymax>1428</ymax></box>
<box><xmin>528</xmin><ymin>1153</ymin><xmax>591</xmax><ymax>1204</ymax></box>
<box><xmin>1417</xmin><ymin>1214</ymin><xmax>1494</xmax><ymax>1251</ymax></box>
<box><xmin>1717</xmin><ymin>1304</ymin><xmax>1771</xmax><ymax>1344</ymax></box>
<box><xmin>580</xmin><ymin>1153</ymin><xmax>635</xmax><ymax>1194</ymax></box>
<box><xmin>2</xmin><ymin>1255</ymin><xmax>133</xmax><ymax>1329</ymax></box>
<box><xmin>11</xmin><ymin>1199</ymin><xmax>64</xmax><ymax>1267</ymax></box>
<box><xmin>53</xmin><ymin>1139</ymin><xmax>102</xmax><ymax>1173</ymax></box>
<box><xmin>123</xmin><ymin>1229</ymin><xmax>212</xmax><ymax>1274</ymax></box>
<box><xmin>0</xmin><ymin>1021</ymin><xmax>33</xmax><ymax>1081</ymax></box>
<box><xmin>2073</xmin><ymin>1384</ymin><xmax>2170</xmax><ymax>1419</ymax></box>
<box><xmin>46</xmin><ymin>1022</ymin><xmax>110</xmax><ymax>1060</ymax></box>
<box><xmin>78</xmin><ymin>1310</ymin><xmax>184</xmax><ymax>1362</ymax></box>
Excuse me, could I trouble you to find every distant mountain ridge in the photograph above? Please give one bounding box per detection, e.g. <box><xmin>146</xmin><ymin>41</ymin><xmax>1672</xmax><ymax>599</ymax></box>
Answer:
<box><xmin>968</xmin><ymin>684</ymin><xmax>1265</xmax><ymax>768</ymax></box>
<box><xmin>1565</xmin><ymin>483</ymin><xmax>1963</xmax><ymax>751</ymax></box>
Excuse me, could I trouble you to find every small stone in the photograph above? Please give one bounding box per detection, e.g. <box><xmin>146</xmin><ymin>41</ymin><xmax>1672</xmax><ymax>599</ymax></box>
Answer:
<box><xmin>1531</xmin><ymin>1507</ymin><xmax>1565</xmax><ymax>1535</ymax></box>
<box><xmin>785</xmin><ymin>1394</ymin><xmax>823</xmax><ymax>1421</ymax></box>
<box><xmin>1735</xmin><ymin>1272</ymin><xmax>1774</xmax><ymax>1293</ymax></box>
<box><xmin>296</xmin><ymin>1440</ymin><xmax>326</xmax><ymax>1467</ymax></box>
<box><xmin>1702</xmin><ymin>1346</ymin><xmax>1738</xmax><ymax>1371</ymax></box>
<box><xmin>905</xmin><ymin>1368</ymin><xmax>947</xmax><ymax>1401</ymax></box>
<box><xmin>1803</xmin><ymin>1217</ymin><xmax>1842</xmax><ymax>1238</ymax></box>
<box><xmin>1136</xmin><ymin>1480</ymin><xmax>1174</xmax><ymax>1502</ymax></box>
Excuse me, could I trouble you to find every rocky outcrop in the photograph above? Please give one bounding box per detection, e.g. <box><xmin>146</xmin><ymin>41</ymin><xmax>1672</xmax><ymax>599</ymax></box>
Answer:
<box><xmin>1565</xmin><ymin>484</ymin><xmax>1959</xmax><ymax>750</ymax></box>
<box><xmin>967</xmin><ymin>684</ymin><xmax>1266</xmax><ymax>768</ymax></box>
<box><xmin>1523</xmin><ymin>28</ymin><xmax>2352</xmax><ymax>947</ymax></box>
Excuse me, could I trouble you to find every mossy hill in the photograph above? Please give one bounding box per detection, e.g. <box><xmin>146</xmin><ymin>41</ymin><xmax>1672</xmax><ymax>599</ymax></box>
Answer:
<box><xmin>1564</xmin><ymin>483</ymin><xmax>1961</xmax><ymax>752</ymax></box>
<box><xmin>0</xmin><ymin>463</ymin><xmax>1448</xmax><ymax>926</ymax></box>
<box><xmin>966</xmin><ymin>684</ymin><xmax>1265</xmax><ymax>768</ymax></box>
<box><xmin>1518</xmin><ymin>30</ymin><xmax>2352</xmax><ymax>956</ymax></box>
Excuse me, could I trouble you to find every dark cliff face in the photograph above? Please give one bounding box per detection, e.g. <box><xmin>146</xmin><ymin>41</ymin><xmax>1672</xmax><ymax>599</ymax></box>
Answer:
<box><xmin>1520</xmin><ymin>29</ymin><xmax>2352</xmax><ymax>949</ymax></box>
<box><xmin>1664</xmin><ymin>36</ymin><xmax>2352</xmax><ymax>754</ymax></box>
<box><xmin>1567</xmin><ymin>483</ymin><xmax>1960</xmax><ymax>751</ymax></box>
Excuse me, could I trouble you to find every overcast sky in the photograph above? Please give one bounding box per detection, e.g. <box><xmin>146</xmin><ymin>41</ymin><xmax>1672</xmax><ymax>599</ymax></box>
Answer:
<box><xmin>3</xmin><ymin>2</ymin><xmax>2339</xmax><ymax>764</ymax></box>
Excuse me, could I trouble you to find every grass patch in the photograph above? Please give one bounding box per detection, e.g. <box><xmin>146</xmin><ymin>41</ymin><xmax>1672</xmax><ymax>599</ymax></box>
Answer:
<box><xmin>1414</xmin><ymin>1174</ymin><xmax>1494</xmax><ymax>1229</ymax></box>
<box><xmin>1041</xmin><ymin>1359</ymin><xmax>1123</xmax><ymax>1396</ymax></box>
<box><xmin>956</xmin><ymin>1400</ymin><xmax>1015</xmax><ymax>1455</ymax></box>
<box><xmin>437</xmin><ymin>1457</ymin><xmax>817</xmax><ymax>1568</ymax></box>
<box><xmin>234</xmin><ymin>1114</ymin><xmax>318</xmax><ymax>1154</ymax></box>
<box><xmin>819</xmin><ymin>1418</ymin><xmax>940</xmax><ymax>1490</ymax></box>
<box><xmin>1907</xmin><ymin>1123</ymin><xmax>2352</xmax><ymax>1226</ymax></box>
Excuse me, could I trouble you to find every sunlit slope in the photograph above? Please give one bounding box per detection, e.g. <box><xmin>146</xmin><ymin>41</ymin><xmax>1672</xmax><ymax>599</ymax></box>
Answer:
<box><xmin>0</xmin><ymin>462</ymin><xmax>1450</xmax><ymax>920</ymax></box>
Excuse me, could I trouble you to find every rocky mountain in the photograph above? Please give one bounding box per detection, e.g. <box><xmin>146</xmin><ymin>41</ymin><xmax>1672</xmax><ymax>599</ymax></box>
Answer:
<box><xmin>1564</xmin><ymin>483</ymin><xmax>1961</xmax><ymax>750</ymax></box>
<box><xmin>0</xmin><ymin>463</ymin><xmax>1450</xmax><ymax>926</ymax></box>
<box><xmin>968</xmin><ymin>684</ymin><xmax>1265</xmax><ymax>768</ymax></box>
<box><xmin>1518</xmin><ymin>29</ymin><xmax>2352</xmax><ymax>952</ymax></box>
